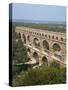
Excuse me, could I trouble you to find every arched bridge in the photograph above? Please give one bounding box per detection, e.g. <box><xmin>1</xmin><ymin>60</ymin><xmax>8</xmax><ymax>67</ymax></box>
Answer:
<box><xmin>15</xmin><ymin>26</ymin><xmax>66</xmax><ymax>67</ymax></box>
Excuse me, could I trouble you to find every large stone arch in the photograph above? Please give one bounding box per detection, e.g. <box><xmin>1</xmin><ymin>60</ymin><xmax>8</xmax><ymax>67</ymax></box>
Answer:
<box><xmin>41</xmin><ymin>56</ymin><xmax>48</xmax><ymax>66</ymax></box>
<box><xmin>33</xmin><ymin>37</ymin><xmax>40</xmax><ymax>49</ymax></box>
<box><xmin>42</xmin><ymin>40</ymin><xmax>49</xmax><ymax>52</ymax></box>
<box><xmin>52</xmin><ymin>43</ymin><xmax>61</xmax><ymax>51</ymax></box>
<box><xmin>33</xmin><ymin>52</ymin><xmax>39</xmax><ymax>64</ymax></box>
<box><xmin>22</xmin><ymin>34</ymin><xmax>26</xmax><ymax>43</ymax></box>
<box><xmin>52</xmin><ymin>42</ymin><xmax>62</xmax><ymax>60</ymax></box>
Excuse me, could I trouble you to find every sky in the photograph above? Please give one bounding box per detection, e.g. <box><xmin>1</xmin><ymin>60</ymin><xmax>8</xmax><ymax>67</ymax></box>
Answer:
<box><xmin>12</xmin><ymin>3</ymin><xmax>66</xmax><ymax>22</ymax></box>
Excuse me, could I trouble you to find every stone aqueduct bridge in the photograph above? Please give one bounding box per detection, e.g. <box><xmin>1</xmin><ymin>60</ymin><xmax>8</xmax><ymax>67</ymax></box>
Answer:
<box><xmin>15</xmin><ymin>26</ymin><xmax>66</xmax><ymax>67</ymax></box>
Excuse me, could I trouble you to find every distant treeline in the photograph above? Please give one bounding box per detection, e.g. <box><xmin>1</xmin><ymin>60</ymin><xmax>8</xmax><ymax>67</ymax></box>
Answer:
<box><xmin>13</xmin><ymin>22</ymin><xmax>66</xmax><ymax>33</ymax></box>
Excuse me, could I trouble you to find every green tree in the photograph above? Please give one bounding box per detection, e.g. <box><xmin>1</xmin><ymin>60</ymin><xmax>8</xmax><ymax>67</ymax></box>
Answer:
<box><xmin>13</xmin><ymin>39</ymin><xmax>28</xmax><ymax>64</ymax></box>
<box><xmin>12</xmin><ymin>66</ymin><xmax>66</xmax><ymax>86</ymax></box>
<box><xmin>12</xmin><ymin>25</ymin><xmax>28</xmax><ymax>64</ymax></box>
<box><xmin>12</xmin><ymin>25</ymin><xmax>29</xmax><ymax>79</ymax></box>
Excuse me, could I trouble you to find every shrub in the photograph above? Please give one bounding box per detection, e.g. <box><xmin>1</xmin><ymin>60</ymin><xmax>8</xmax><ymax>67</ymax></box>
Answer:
<box><xmin>50</xmin><ymin>61</ymin><xmax>60</xmax><ymax>68</ymax></box>
<box><xmin>12</xmin><ymin>66</ymin><xmax>66</xmax><ymax>86</ymax></box>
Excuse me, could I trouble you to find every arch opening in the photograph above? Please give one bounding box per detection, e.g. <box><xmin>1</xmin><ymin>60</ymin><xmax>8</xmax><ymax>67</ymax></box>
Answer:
<box><xmin>27</xmin><ymin>35</ymin><xmax>30</xmax><ymax>42</ymax></box>
<box><xmin>52</xmin><ymin>35</ymin><xmax>54</xmax><ymax>39</ymax></box>
<box><xmin>42</xmin><ymin>56</ymin><xmax>48</xmax><ymax>66</ymax></box>
<box><xmin>61</xmin><ymin>37</ymin><xmax>63</xmax><ymax>41</ymax></box>
<box><xmin>22</xmin><ymin>34</ymin><xmax>26</xmax><ymax>43</ymax></box>
<box><xmin>42</xmin><ymin>40</ymin><xmax>49</xmax><ymax>52</ymax></box>
<box><xmin>52</xmin><ymin>43</ymin><xmax>61</xmax><ymax>51</ymax></box>
<box><xmin>27</xmin><ymin>48</ymin><xmax>31</xmax><ymax>56</ymax></box>
<box><xmin>18</xmin><ymin>32</ymin><xmax>21</xmax><ymax>39</ymax></box>
<box><xmin>27</xmin><ymin>48</ymin><xmax>31</xmax><ymax>53</ymax></box>
<box><xmin>33</xmin><ymin>52</ymin><xmax>39</xmax><ymax>64</ymax></box>
<box><xmin>33</xmin><ymin>38</ymin><xmax>40</xmax><ymax>49</ymax></box>
<box><xmin>52</xmin><ymin>43</ymin><xmax>62</xmax><ymax>60</ymax></box>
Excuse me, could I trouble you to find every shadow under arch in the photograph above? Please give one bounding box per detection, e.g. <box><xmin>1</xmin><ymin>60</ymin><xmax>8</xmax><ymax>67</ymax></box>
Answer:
<box><xmin>22</xmin><ymin>34</ymin><xmax>26</xmax><ymax>43</ymax></box>
<box><xmin>42</xmin><ymin>40</ymin><xmax>49</xmax><ymax>52</ymax></box>
<box><xmin>52</xmin><ymin>43</ymin><xmax>61</xmax><ymax>51</ymax></box>
<box><xmin>33</xmin><ymin>37</ymin><xmax>40</xmax><ymax>49</ymax></box>
<box><xmin>27</xmin><ymin>48</ymin><xmax>31</xmax><ymax>53</ymax></box>
<box><xmin>52</xmin><ymin>43</ymin><xmax>62</xmax><ymax>60</ymax></box>
<box><xmin>33</xmin><ymin>52</ymin><xmax>39</xmax><ymax>64</ymax></box>
<box><xmin>27</xmin><ymin>35</ymin><xmax>30</xmax><ymax>42</ymax></box>
<box><xmin>42</xmin><ymin>56</ymin><xmax>48</xmax><ymax>66</ymax></box>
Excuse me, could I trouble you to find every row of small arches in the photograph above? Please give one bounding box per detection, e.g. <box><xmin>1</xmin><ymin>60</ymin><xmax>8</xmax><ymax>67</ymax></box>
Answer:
<box><xmin>22</xmin><ymin>31</ymin><xmax>64</xmax><ymax>41</ymax></box>
<box><xmin>22</xmin><ymin>33</ymin><xmax>61</xmax><ymax>52</ymax></box>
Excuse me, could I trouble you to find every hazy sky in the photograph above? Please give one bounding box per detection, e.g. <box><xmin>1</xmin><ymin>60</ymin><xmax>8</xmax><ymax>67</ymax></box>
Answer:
<box><xmin>12</xmin><ymin>3</ymin><xmax>66</xmax><ymax>22</ymax></box>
